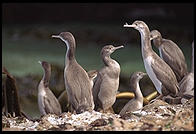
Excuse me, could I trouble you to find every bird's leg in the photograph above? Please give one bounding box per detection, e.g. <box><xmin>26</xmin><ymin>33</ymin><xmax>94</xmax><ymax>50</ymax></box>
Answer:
<box><xmin>97</xmin><ymin>107</ymin><xmax>114</xmax><ymax>114</ymax></box>
<box><xmin>106</xmin><ymin>107</ymin><xmax>115</xmax><ymax>114</ymax></box>
<box><xmin>97</xmin><ymin>108</ymin><xmax>104</xmax><ymax>113</ymax></box>
<box><xmin>149</xmin><ymin>94</ymin><xmax>164</xmax><ymax>103</ymax></box>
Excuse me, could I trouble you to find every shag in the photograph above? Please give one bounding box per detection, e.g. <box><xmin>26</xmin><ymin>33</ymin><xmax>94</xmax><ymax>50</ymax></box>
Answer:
<box><xmin>52</xmin><ymin>32</ymin><xmax>94</xmax><ymax>114</ymax></box>
<box><xmin>38</xmin><ymin>61</ymin><xmax>62</xmax><ymax>115</ymax></box>
<box><xmin>150</xmin><ymin>30</ymin><xmax>188</xmax><ymax>82</ymax></box>
<box><xmin>124</xmin><ymin>21</ymin><xmax>179</xmax><ymax>100</ymax></box>
<box><xmin>92</xmin><ymin>45</ymin><xmax>124</xmax><ymax>112</ymax></box>
<box><xmin>2</xmin><ymin>67</ymin><xmax>21</xmax><ymax>117</ymax></box>
<box><xmin>119</xmin><ymin>72</ymin><xmax>146</xmax><ymax>116</ymax></box>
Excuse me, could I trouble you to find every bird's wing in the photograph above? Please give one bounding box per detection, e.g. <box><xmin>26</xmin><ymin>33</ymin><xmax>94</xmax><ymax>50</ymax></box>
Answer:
<box><xmin>151</xmin><ymin>54</ymin><xmax>179</xmax><ymax>96</ymax></box>
<box><xmin>119</xmin><ymin>99</ymin><xmax>141</xmax><ymax>116</ymax></box>
<box><xmin>43</xmin><ymin>89</ymin><xmax>62</xmax><ymax>115</ymax></box>
<box><xmin>65</xmin><ymin>63</ymin><xmax>92</xmax><ymax>109</ymax></box>
<box><xmin>161</xmin><ymin>40</ymin><xmax>187</xmax><ymax>80</ymax></box>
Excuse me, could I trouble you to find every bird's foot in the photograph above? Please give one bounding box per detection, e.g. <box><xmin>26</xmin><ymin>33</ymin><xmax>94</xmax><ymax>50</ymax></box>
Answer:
<box><xmin>149</xmin><ymin>94</ymin><xmax>163</xmax><ymax>104</ymax></box>
<box><xmin>149</xmin><ymin>98</ymin><xmax>157</xmax><ymax>104</ymax></box>
<box><xmin>163</xmin><ymin>96</ymin><xmax>182</xmax><ymax>104</ymax></box>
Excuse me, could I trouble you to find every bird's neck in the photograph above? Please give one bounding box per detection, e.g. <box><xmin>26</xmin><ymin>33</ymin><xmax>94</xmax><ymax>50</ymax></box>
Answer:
<box><xmin>153</xmin><ymin>37</ymin><xmax>162</xmax><ymax>48</ymax></box>
<box><xmin>139</xmin><ymin>29</ymin><xmax>153</xmax><ymax>58</ymax></box>
<box><xmin>65</xmin><ymin>40</ymin><xmax>76</xmax><ymax>66</ymax></box>
<box><xmin>102</xmin><ymin>54</ymin><xmax>115</xmax><ymax>67</ymax></box>
<box><xmin>132</xmin><ymin>81</ymin><xmax>143</xmax><ymax>100</ymax></box>
<box><xmin>66</xmin><ymin>41</ymin><xmax>76</xmax><ymax>60</ymax></box>
<box><xmin>42</xmin><ymin>69</ymin><xmax>50</xmax><ymax>87</ymax></box>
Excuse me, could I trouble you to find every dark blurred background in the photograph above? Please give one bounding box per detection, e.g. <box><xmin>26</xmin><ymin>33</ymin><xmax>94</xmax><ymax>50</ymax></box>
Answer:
<box><xmin>2</xmin><ymin>3</ymin><xmax>194</xmax><ymax>25</ymax></box>
<box><xmin>2</xmin><ymin>3</ymin><xmax>194</xmax><ymax>118</ymax></box>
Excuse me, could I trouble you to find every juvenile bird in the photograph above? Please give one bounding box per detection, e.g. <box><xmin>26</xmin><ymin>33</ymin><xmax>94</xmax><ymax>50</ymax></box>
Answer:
<box><xmin>93</xmin><ymin>45</ymin><xmax>124</xmax><ymax>112</ymax></box>
<box><xmin>38</xmin><ymin>61</ymin><xmax>62</xmax><ymax>116</ymax></box>
<box><xmin>119</xmin><ymin>72</ymin><xmax>146</xmax><ymax>117</ymax></box>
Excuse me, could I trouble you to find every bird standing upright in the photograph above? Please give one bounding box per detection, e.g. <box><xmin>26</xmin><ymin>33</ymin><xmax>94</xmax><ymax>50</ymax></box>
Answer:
<box><xmin>52</xmin><ymin>32</ymin><xmax>94</xmax><ymax>114</ymax></box>
<box><xmin>124</xmin><ymin>21</ymin><xmax>179</xmax><ymax>100</ymax></box>
<box><xmin>119</xmin><ymin>72</ymin><xmax>146</xmax><ymax>117</ymax></box>
<box><xmin>150</xmin><ymin>30</ymin><xmax>188</xmax><ymax>82</ymax></box>
<box><xmin>38</xmin><ymin>61</ymin><xmax>62</xmax><ymax>116</ymax></box>
<box><xmin>92</xmin><ymin>45</ymin><xmax>124</xmax><ymax>112</ymax></box>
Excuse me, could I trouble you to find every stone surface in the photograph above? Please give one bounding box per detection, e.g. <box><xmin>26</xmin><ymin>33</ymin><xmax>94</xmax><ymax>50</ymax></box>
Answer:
<box><xmin>2</xmin><ymin>98</ymin><xmax>194</xmax><ymax>131</ymax></box>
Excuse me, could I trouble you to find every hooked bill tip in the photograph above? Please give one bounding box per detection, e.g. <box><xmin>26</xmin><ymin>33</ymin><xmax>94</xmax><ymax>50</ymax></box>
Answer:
<box><xmin>118</xmin><ymin>45</ymin><xmax>124</xmax><ymax>48</ymax></box>
<box><xmin>123</xmin><ymin>23</ymin><xmax>135</xmax><ymax>28</ymax></box>
<box><xmin>123</xmin><ymin>22</ymin><xmax>128</xmax><ymax>27</ymax></box>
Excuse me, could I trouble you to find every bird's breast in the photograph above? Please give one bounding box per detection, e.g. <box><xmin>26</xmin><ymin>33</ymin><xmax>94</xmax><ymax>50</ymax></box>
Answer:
<box><xmin>38</xmin><ymin>81</ymin><xmax>46</xmax><ymax>97</ymax></box>
<box><xmin>144</xmin><ymin>56</ymin><xmax>162</xmax><ymax>94</ymax></box>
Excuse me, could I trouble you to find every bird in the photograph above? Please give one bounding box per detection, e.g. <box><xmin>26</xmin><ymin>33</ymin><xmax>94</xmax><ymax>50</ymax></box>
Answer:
<box><xmin>58</xmin><ymin>70</ymin><xmax>97</xmax><ymax>112</ymax></box>
<box><xmin>165</xmin><ymin>41</ymin><xmax>194</xmax><ymax>104</ymax></box>
<box><xmin>124</xmin><ymin>21</ymin><xmax>179</xmax><ymax>100</ymax></box>
<box><xmin>150</xmin><ymin>30</ymin><xmax>188</xmax><ymax>82</ymax></box>
<box><xmin>2</xmin><ymin>67</ymin><xmax>21</xmax><ymax>117</ymax></box>
<box><xmin>119</xmin><ymin>72</ymin><xmax>146</xmax><ymax>117</ymax></box>
<box><xmin>92</xmin><ymin>44</ymin><xmax>124</xmax><ymax>112</ymax></box>
<box><xmin>38</xmin><ymin>61</ymin><xmax>62</xmax><ymax>116</ymax></box>
<box><xmin>87</xmin><ymin>70</ymin><xmax>98</xmax><ymax>90</ymax></box>
<box><xmin>179</xmin><ymin>41</ymin><xmax>194</xmax><ymax>95</ymax></box>
<box><xmin>52</xmin><ymin>32</ymin><xmax>94</xmax><ymax>114</ymax></box>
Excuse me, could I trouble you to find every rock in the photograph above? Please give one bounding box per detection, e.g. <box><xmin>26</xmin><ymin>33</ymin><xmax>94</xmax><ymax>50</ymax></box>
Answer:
<box><xmin>89</xmin><ymin>118</ymin><xmax>107</xmax><ymax>127</ymax></box>
<box><xmin>2</xmin><ymin>98</ymin><xmax>194</xmax><ymax>131</ymax></box>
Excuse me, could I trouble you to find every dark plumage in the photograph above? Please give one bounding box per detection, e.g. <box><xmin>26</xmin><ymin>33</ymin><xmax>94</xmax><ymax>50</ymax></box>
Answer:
<box><xmin>2</xmin><ymin>67</ymin><xmax>21</xmax><ymax>117</ymax></box>
<box><xmin>150</xmin><ymin>30</ymin><xmax>188</xmax><ymax>82</ymax></box>
<box><xmin>52</xmin><ymin>32</ymin><xmax>94</xmax><ymax>114</ymax></box>
<box><xmin>92</xmin><ymin>45</ymin><xmax>124</xmax><ymax>112</ymax></box>
<box><xmin>119</xmin><ymin>72</ymin><xmax>146</xmax><ymax>116</ymax></box>
<box><xmin>124</xmin><ymin>21</ymin><xmax>179</xmax><ymax>99</ymax></box>
<box><xmin>38</xmin><ymin>61</ymin><xmax>62</xmax><ymax>115</ymax></box>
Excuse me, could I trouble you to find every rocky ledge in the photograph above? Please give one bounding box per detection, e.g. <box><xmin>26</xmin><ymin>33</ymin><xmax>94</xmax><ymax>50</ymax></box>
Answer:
<box><xmin>2</xmin><ymin>98</ymin><xmax>194</xmax><ymax>131</ymax></box>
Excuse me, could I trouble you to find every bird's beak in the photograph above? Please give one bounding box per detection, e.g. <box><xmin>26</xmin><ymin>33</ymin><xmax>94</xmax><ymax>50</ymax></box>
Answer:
<box><xmin>150</xmin><ymin>36</ymin><xmax>153</xmax><ymax>41</ymax></box>
<box><xmin>93</xmin><ymin>73</ymin><xmax>98</xmax><ymax>79</ymax></box>
<box><xmin>142</xmin><ymin>72</ymin><xmax>147</xmax><ymax>76</ymax></box>
<box><xmin>150</xmin><ymin>34</ymin><xmax>158</xmax><ymax>41</ymax></box>
<box><xmin>38</xmin><ymin>61</ymin><xmax>42</xmax><ymax>64</ymax></box>
<box><xmin>114</xmin><ymin>45</ymin><xmax>124</xmax><ymax>50</ymax></box>
<box><xmin>123</xmin><ymin>22</ymin><xmax>136</xmax><ymax>28</ymax></box>
<box><xmin>51</xmin><ymin>35</ymin><xmax>60</xmax><ymax>38</ymax></box>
